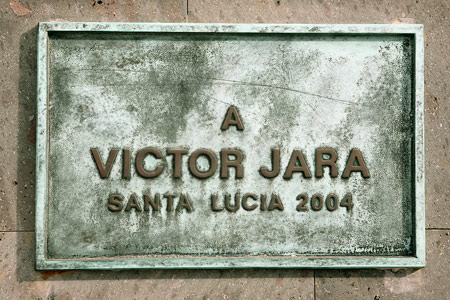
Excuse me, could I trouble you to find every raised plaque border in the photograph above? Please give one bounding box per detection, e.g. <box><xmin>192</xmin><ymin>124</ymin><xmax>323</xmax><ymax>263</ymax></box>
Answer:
<box><xmin>35</xmin><ymin>22</ymin><xmax>425</xmax><ymax>270</ymax></box>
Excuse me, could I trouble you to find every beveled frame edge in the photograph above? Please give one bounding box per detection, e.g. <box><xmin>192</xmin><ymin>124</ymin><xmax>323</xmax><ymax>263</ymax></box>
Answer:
<box><xmin>413</xmin><ymin>24</ymin><xmax>425</xmax><ymax>268</ymax></box>
<box><xmin>36</xmin><ymin>23</ymin><xmax>49</xmax><ymax>271</ymax></box>
<box><xmin>35</xmin><ymin>22</ymin><xmax>425</xmax><ymax>270</ymax></box>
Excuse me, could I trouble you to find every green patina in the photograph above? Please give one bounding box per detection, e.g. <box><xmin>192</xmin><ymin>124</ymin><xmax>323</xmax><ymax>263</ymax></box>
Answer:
<box><xmin>35</xmin><ymin>23</ymin><xmax>425</xmax><ymax>270</ymax></box>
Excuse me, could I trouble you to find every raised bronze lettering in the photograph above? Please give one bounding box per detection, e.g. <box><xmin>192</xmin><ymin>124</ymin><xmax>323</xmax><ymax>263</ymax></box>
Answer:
<box><xmin>188</xmin><ymin>149</ymin><xmax>217</xmax><ymax>179</ymax></box>
<box><xmin>342</xmin><ymin>149</ymin><xmax>370</xmax><ymax>178</ymax></box>
<box><xmin>108</xmin><ymin>194</ymin><xmax>123</xmax><ymax>212</ymax></box>
<box><xmin>163</xmin><ymin>193</ymin><xmax>175</xmax><ymax>212</ymax></box>
<box><xmin>91</xmin><ymin>148</ymin><xmax>119</xmax><ymax>178</ymax></box>
<box><xmin>167</xmin><ymin>148</ymin><xmax>188</xmax><ymax>178</ymax></box>
<box><xmin>325</xmin><ymin>193</ymin><xmax>339</xmax><ymax>211</ymax></box>
<box><xmin>242</xmin><ymin>193</ymin><xmax>258</xmax><ymax>211</ymax></box>
<box><xmin>220</xmin><ymin>106</ymin><xmax>244</xmax><ymax>131</ymax></box>
<box><xmin>144</xmin><ymin>193</ymin><xmax>160</xmax><ymax>211</ymax></box>
<box><xmin>211</xmin><ymin>194</ymin><xmax>224</xmax><ymax>212</ymax></box>
<box><xmin>340</xmin><ymin>193</ymin><xmax>353</xmax><ymax>211</ymax></box>
<box><xmin>296</xmin><ymin>193</ymin><xmax>308</xmax><ymax>211</ymax></box>
<box><xmin>260</xmin><ymin>148</ymin><xmax>280</xmax><ymax>178</ymax></box>
<box><xmin>283</xmin><ymin>150</ymin><xmax>312</xmax><ymax>179</ymax></box>
<box><xmin>315</xmin><ymin>148</ymin><xmax>338</xmax><ymax>178</ymax></box>
<box><xmin>225</xmin><ymin>193</ymin><xmax>240</xmax><ymax>212</ymax></box>
<box><xmin>177</xmin><ymin>194</ymin><xmax>193</xmax><ymax>212</ymax></box>
<box><xmin>135</xmin><ymin>147</ymin><xmax>164</xmax><ymax>178</ymax></box>
<box><xmin>122</xmin><ymin>148</ymin><xmax>131</xmax><ymax>179</ymax></box>
<box><xmin>220</xmin><ymin>149</ymin><xmax>244</xmax><ymax>179</ymax></box>
<box><xmin>125</xmin><ymin>194</ymin><xmax>142</xmax><ymax>212</ymax></box>
<box><xmin>268</xmin><ymin>194</ymin><xmax>284</xmax><ymax>211</ymax></box>
<box><xmin>260</xmin><ymin>194</ymin><xmax>267</xmax><ymax>211</ymax></box>
<box><xmin>311</xmin><ymin>194</ymin><xmax>324</xmax><ymax>211</ymax></box>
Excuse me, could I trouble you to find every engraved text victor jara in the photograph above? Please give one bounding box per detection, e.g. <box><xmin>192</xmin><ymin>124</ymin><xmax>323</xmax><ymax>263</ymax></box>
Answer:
<box><xmin>91</xmin><ymin>147</ymin><xmax>368</xmax><ymax>214</ymax></box>
<box><xmin>91</xmin><ymin>106</ymin><xmax>369</xmax><ymax>214</ymax></box>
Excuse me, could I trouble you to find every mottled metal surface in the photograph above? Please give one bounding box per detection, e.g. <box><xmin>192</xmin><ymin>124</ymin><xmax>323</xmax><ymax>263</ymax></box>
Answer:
<box><xmin>35</xmin><ymin>23</ymin><xmax>424</xmax><ymax>269</ymax></box>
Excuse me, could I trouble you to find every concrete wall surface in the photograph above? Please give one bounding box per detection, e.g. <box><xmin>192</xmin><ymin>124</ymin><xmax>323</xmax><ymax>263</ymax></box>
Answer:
<box><xmin>0</xmin><ymin>0</ymin><xmax>448</xmax><ymax>299</ymax></box>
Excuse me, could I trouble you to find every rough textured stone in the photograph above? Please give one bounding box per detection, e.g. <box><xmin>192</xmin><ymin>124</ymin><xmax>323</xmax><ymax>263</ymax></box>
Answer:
<box><xmin>0</xmin><ymin>232</ymin><xmax>314</xmax><ymax>299</ymax></box>
<box><xmin>316</xmin><ymin>230</ymin><xmax>450</xmax><ymax>299</ymax></box>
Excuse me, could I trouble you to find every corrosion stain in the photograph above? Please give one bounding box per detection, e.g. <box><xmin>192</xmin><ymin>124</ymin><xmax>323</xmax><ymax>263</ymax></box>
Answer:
<box><xmin>0</xmin><ymin>269</ymin><xmax>7</xmax><ymax>281</ymax></box>
<box><xmin>27</xmin><ymin>118</ymin><xmax>36</xmax><ymax>144</ymax></box>
<box><xmin>40</xmin><ymin>270</ymin><xmax>73</xmax><ymax>280</ymax></box>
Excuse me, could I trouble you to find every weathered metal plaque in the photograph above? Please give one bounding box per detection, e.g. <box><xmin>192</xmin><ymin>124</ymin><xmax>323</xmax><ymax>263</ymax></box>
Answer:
<box><xmin>36</xmin><ymin>23</ymin><xmax>424</xmax><ymax>270</ymax></box>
